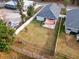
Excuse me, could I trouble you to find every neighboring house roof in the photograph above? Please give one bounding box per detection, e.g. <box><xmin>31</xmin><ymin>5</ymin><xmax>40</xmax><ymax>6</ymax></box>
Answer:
<box><xmin>65</xmin><ymin>8</ymin><xmax>79</xmax><ymax>30</ymax></box>
<box><xmin>37</xmin><ymin>3</ymin><xmax>61</xmax><ymax>20</ymax></box>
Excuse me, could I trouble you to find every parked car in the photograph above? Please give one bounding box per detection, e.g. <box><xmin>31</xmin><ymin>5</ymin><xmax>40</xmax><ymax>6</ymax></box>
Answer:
<box><xmin>5</xmin><ymin>0</ymin><xmax>35</xmax><ymax>10</ymax></box>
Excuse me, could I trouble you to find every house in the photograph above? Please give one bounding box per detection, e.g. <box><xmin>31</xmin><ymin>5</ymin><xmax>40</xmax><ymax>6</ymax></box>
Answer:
<box><xmin>65</xmin><ymin>8</ymin><xmax>79</xmax><ymax>40</ymax></box>
<box><xmin>5</xmin><ymin>0</ymin><xmax>34</xmax><ymax>10</ymax></box>
<box><xmin>36</xmin><ymin>3</ymin><xmax>61</xmax><ymax>29</ymax></box>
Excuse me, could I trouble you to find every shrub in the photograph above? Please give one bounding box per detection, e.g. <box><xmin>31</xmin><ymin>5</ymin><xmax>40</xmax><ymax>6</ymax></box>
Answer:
<box><xmin>0</xmin><ymin>20</ymin><xmax>15</xmax><ymax>51</ymax></box>
<box><xmin>27</xmin><ymin>6</ymin><xmax>34</xmax><ymax>17</ymax></box>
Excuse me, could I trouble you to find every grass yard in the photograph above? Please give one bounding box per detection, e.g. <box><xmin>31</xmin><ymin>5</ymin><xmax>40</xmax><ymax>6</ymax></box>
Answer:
<box><xmin>14</xmin><ymin>19</ymin><xmax>54</xmax><ymax>58</ymax></box>
<box><xmin>17</xmin><ymin>19</ymin><xmax>53</xmax><ymax>48</ymax></box>
<box><xmin>55</xmin><ymin>33</ymin><xmax>79</xmax><ymax>59</ymax></box>
<box><xmin>0</xmin><ymin>50</ymin><xmax>34</xmax><ymax>59</ymax></box>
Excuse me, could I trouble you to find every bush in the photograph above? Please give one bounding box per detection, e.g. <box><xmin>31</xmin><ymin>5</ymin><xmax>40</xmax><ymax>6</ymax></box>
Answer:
<box><xmin>0</xmin><ymin>20</ymin><xmax>15</xmax><ymax>51</ymax></box>
<box><xmin>27</xmin><ymin>6</ymin><xmax>34</xmax><ymax>17</ymax></box>
<box><xmin>60</xmin><ymin>8</ymin><xmax>67</xmax><ymax>15</ymax></box>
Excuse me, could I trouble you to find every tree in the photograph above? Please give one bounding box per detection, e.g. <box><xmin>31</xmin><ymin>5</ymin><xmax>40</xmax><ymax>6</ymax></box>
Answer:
<box><xmin>76</xmin><ymin>0</ymin><xmax>79</xmax><ymax>5</ymax></box>
<box><xmin>27</xmin><ymin>6</ymin><xmax>34</xmax><ymax>17</ymax></box>
<box><xmin>64</xmin><ymin>0</ymin><xmax>70</xmax><ymax>7</ymax></box>
<box><xmin>16</xmin><ymin>0</ymin><xmax>27</xmax><ymax>23</ymax></box>
<box><xmin>0</xmin><ymin>20</ymin><xmax>15</xmax><ymax>51</ymax></box>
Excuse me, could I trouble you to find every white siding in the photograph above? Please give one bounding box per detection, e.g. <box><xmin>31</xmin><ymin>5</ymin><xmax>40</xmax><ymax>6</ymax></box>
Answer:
<box><xmin>36</xmin><ymin>16</ymin><xmax>44</xmax><ymax>21</ymax></box>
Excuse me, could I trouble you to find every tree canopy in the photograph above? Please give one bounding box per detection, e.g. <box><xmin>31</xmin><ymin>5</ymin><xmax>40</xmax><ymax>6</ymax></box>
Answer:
<box><xmin>64</xmin><ymin>0</ymin><xmax>70</xmax><ymax>7</ymax></box>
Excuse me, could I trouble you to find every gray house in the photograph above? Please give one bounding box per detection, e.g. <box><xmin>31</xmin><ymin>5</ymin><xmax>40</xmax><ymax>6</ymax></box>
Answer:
<box><xmin>65</xmin><ymin>8</ymin><xmax>79</xmax><ymax>40</ymax></box>
<box><xmin>36</xmin><ymin>3</ymin><xmax>61</xmax><ymax>29</ymax></box>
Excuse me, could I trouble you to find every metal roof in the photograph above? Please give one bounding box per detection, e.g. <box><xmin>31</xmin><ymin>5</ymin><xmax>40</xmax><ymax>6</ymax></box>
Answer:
<box><xmin>37</xmin><ymin>3</ymin><xmax>61</xmax><ymax>20</ymax></box>
<box><xmin>65</xmin><ymin>8</ymin><xmax>79</xmax><ymax>30</ymax></box>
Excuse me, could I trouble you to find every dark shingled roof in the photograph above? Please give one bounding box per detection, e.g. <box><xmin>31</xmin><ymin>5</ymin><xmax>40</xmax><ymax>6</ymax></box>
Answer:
<box><xmin>37</xmin><ymin>3</ymin><xmax>61</xmax><ymax>20</ymax></box>
<box><xmin>65</xmin><ymin>8</ymin><xmax>79</xmax><ymax>29</ymax></box>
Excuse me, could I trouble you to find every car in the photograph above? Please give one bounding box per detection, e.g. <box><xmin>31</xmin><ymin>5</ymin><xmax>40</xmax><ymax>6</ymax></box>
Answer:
<box><xmin>5</xmin><ymin>0</ymin><xmax>35</xmax><ymax>10</ymax></box>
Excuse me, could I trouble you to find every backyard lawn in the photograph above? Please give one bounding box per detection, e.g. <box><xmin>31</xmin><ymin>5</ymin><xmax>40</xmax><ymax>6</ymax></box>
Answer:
<box><xmin>13</xmin><ymin>19</ymin><xmax>54</xmax><ymax>58</ymax></box>
<box><xmin>17</xmin><ymin>19</ymin><xmax>53</xmax><ymax>48</ymax></box>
